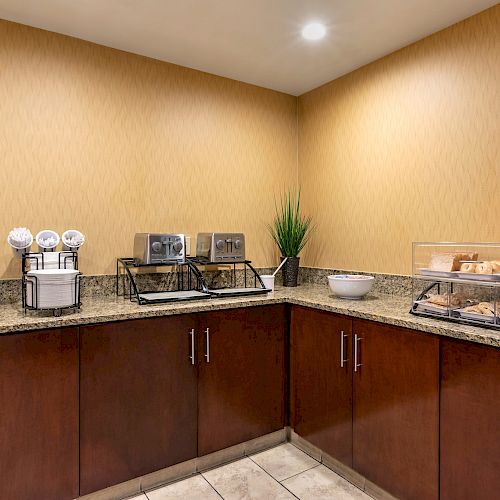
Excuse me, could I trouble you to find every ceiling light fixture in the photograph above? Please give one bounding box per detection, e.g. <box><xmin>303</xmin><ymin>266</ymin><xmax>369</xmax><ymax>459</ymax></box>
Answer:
<box><xmin>301</xmin><ymin>22</ymin><xmax>326</xmax><ymax>41</ymax></box>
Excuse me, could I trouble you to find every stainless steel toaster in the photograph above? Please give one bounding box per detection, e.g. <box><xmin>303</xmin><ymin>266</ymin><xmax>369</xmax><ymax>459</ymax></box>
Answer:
<box><xmin>133</xmin><ymin>233</ymin><xmax>186</xmax><ymax>265</ymax></box>
<box><xmin>196</xmin><ymin>233</ymin><xmax>245</xmax><ymax>262</ymax></box>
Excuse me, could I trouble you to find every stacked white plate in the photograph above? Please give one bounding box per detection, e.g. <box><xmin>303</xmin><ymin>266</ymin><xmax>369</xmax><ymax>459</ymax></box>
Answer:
<box><xmin>25</xmin><ymin>269</ymin><xmax>79</xmax><ymax>308</ymax></box>
<box><xmin>29</xmin><ymin>252</ymin><xmax>75</xmax><ymax>271</ymax></box>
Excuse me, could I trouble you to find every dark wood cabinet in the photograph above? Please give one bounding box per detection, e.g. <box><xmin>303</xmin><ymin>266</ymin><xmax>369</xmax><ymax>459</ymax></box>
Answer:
<box><xmin>352</xmin><ymin>319</ymin><xmax>439</xmax><ymax>500</ymax></box>
<box><xmin>291</xmin><ymin>306</ymin><xmax>353</xmax><ymax>466</ymax></box>
<box><xmin>79</xmin><ymin>316</ymin><xmax>198</xmax><ymax>495</ymax></box>
<box><xmin>5</xmin><ymin>302</ymin><xmax>497</xmax><ymax>499</ymax></box>
<box><xmin>440</xmin><ymin>339</ymin><xmax>500</xmax><ymax>500</ymax></box>
<box><xmin>0</xmin><ymin>328</ymin><xmax>79</xmax><ymax>500</ymax></box>
<box><xmin>197</xmin><ymin>305</ymin><xmax>286</xmax><ymax>455</ymax></box>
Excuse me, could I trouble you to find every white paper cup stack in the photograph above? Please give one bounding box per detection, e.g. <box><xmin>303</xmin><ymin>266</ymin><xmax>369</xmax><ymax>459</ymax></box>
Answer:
<box><xmin>25</xmin><ymin>269</ymin><xmax>79</xmax><ymax>308</ymax></box>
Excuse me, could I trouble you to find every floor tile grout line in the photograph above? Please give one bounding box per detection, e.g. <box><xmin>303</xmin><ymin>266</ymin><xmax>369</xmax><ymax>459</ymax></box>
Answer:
<box><xmin>138</xmin><ymin>449</ymin><xmax>368</xmax><ymax>500</ymax></box>
<box><xmin>250</xmin><ymin>443</ymin><xmax>370</xmax><ymax>498</ymax></box>
<box><xmin>288</xmin><ymin>442</ymin><xmax>369</xmax><ymax>496</ymax></box>
<box><xmin>248</xmin><ymin>456</ymin><xmax>301</xmax><ymax>499</ymax></box>
<box><xmin>278</xmin><ymin>463</ymin><xmax>322</xmax><ymax>483</ymax></box>
<box><xmin>141</xmin><ymin>472</ymin><xmax>224</xmax><ymax>500</ymax></box>
<box><xmin>247</xmin><ymin>442</ymin><xmax>321</xmax><ymax>482</ymax></box>
<box><xmin>288</xmin><ymin>441</ymin><xmax>322</xmax><ymax>462</ymax></box>
<box><xmin>199</xmin><ymin>473</ymin><xmax>225</xmax><ymax>499</ymax></box>
<box><xmin>247</xmin><ymin>450</ymin><xmax>320</xmax><ymax>482</ymax></box>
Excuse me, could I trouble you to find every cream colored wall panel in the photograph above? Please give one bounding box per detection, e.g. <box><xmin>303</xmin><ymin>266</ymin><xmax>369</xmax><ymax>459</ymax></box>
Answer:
<box><xmin>298</xmin><ymin>6</ymin><xmax>499</xmax><ymax>275</ymax></box>
<box><xmin>0</xmin><ymin>20</ymin><xmax>297</xmax><ymax>278</ymax></box>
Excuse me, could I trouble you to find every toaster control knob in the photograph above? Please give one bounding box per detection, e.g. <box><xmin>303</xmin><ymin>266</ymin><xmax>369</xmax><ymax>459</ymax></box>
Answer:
<box><xmin>216</xmin><ymin>240</ymin><xmax>225</xmax><ymax>251</ymax></box>
<box><xmin>234</xmin><ymin>239</ymin><xmax>242</xmax><ymax>249</ymax></box>
<box><xmin>173</xmin><ymin>241</ymin><xmax>183</xmax><ymax>253</ymax></box>
<box><xmin>152</xmin><ymin>241</ymin><xmax>162</xmax><ymax>253</ymax></box>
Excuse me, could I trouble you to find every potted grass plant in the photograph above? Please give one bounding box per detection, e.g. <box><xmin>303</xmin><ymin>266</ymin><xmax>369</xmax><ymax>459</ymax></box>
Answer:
<box><xmin>268</xmin><ymin>190</ymin><xmax>313</xmax><ymax>287</ymax></box>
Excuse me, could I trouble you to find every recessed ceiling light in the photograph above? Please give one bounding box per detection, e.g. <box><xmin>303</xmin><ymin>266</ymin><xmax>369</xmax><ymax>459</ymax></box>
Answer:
<box><xmin>302</xmin><ymin>22</ymin><xmax>326</xmax><ymax>41</ymax></box>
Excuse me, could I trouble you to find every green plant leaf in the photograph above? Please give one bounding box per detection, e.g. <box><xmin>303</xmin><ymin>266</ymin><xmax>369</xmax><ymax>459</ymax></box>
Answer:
<box><xmin>267</xmin><ymin>189</ymin><xmax>314</xmax><ymax>257</ymax></box>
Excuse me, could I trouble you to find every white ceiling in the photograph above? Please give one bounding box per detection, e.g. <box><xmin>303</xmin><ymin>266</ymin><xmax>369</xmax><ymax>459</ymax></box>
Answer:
<box><xmin>0</xmin><ymin>0</ymin><xmax>497</xmax><ymax>95</ymax></box>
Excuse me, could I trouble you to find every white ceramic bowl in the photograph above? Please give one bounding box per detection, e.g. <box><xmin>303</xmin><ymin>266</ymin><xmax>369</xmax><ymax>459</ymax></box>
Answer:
<box><xmin>328</xmin><ymin>274</ymin><xmax>374</xmax><ymax>299</ymax></box>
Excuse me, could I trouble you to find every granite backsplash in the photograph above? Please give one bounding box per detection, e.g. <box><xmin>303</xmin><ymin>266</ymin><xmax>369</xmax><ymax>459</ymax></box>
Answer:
<box><xmin>0</xmin><ymin>266</ymin><xmax>412</xmax><ymax>305</ymax></box>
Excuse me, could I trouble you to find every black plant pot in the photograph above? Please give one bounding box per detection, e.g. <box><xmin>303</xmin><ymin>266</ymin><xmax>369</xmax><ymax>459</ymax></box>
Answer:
<box><xmin>282</xmin><ymin>256</ymin><xmax>300</xmax><ymax>287</ymax></box>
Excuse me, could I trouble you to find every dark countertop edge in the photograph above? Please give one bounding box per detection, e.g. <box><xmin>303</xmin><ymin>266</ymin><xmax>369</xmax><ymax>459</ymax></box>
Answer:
<box><xmin>1</xmin><ymin>292</ymin><xmax>498</xmax><ymax>348</ymax></box>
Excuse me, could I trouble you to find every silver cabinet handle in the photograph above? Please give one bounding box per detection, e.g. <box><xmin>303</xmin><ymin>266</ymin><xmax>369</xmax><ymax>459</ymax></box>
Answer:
<box><xmin>340</xmin><ymin>330</ymin><xmax>348</xmax><ymax>367</ymax></box>
<box><xmin>205</xmin><ymin>327</ymin><xmax>210</xmax><ymax>363</ymax></box>
<box><xmin>189</xmin><ymin>328</ymin><xmax>195</xmax><ymax>365</ymax></box>
<box><xmin>354</xmin><ymin>334</ymin><xmax>363</xmax><ymax>372</ymax></box>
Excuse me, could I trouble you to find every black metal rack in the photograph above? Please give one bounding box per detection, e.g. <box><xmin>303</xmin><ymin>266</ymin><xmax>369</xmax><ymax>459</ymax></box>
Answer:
<box><xmin>188</xmin><ymin>258</ymin><xmax>269</xmax><ymax>298</ymax></box>
<box><xmin>21</xmin><ymin>251</ymin><xmax>81</xmax><ymax>316</ymax></box>
<box><xmin>116</xmin><ymin>257</ymin><xmax>270</xmax><ymax>304</ymax></box>
<box><xmin>116</xmin><ymin>258</ymin><xmax>212</xmax><ymax>305</ymax></box>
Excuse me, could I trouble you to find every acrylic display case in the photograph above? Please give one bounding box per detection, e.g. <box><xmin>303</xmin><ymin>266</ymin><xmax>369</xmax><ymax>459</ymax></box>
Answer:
<box><xmin>411</xmin><ymin>242</ymin><xmax>500</xmax><ymax>329</ymax></box>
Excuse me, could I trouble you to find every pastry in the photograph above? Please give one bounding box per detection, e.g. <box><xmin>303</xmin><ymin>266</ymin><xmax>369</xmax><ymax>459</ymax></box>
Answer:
<box><xmin>476</xmin><ymin>262</ymin><xmax>493</xmax><ymax>274</ymax></box>
<box><xmin>422</xmin><ymin>300</ymin><xmax>448</xmax><ymax>310</ymax></box>
<box><xmin>426</xmin><ymin>294</ymin><xmax>448</xmax><ymax>306</ymax></box>
<box><xmin>462</xmin><ymin>302</ymin><xmax>500</xmax><ymax>316</ymax></box>
<box><xmin>426</xmin><ymin>293</ymin><xmax>465</xmax><ymax>307</ymax></box>
<box><xmin>462</xmin><ymin>304</ymin><xmax>481</xmax><ymax>313</ymax></box>
<box><xmin>460</xmin><ymin>262</ymin><xmax>476</xmax><ymax>273</ymax></box>
<box><xmin>478</xmin><ymin>303</ymin><xmax>495</xmax><ymax>316</ymax></box>
<box><xmin>491</xmin><ymin>260</ymin><xmax>500</xmax><ymax>273</ymax></box>
<box><xmin>429</xmin><ymin>253</ymin><xmax>478</xmax><ymax>272</ymax></box>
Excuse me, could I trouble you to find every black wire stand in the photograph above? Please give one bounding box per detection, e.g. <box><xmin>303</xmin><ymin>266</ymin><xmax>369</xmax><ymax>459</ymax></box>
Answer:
<box><xmin>116</xmin><ymin>258</ymin><xmax>212</xmax><ymax>305</ymax></box>
<box><xmin>116</xmin><ymin>258</ymin><xmax>270</xmax><ymax>304</ymax></box>
<box><xmin>21</xmin><ymin>251</ymin><xmax>81</xmax><ymax>316</ymax></box>
<box><xmin>187</xmin><ymin>258</ymin><xmax>269</xmax><ymax>298</ymax></box>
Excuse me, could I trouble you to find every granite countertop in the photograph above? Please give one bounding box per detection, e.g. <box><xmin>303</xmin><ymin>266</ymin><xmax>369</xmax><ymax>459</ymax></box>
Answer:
<box><xmin>1</xmin><ymin>284</ymin><xmax>498</xmax><ymax>347</ymax></box>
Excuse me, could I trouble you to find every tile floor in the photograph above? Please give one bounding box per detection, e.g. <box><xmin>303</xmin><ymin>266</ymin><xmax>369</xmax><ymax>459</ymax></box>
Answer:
<box><xmin>127</xmin><ymin>443</ymin><xmax>371</xmax><ymax>499</ymax></box>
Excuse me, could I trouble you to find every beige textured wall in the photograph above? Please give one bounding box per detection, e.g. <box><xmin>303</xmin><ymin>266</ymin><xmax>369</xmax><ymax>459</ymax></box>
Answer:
<box><xmin>2</xmin><ymin>6</ymin><xmax>498</xmax><ymax>280</ymax></box>
<box><xmin>298</xmin><ymin>6</ymin><xmax>499</xmax><ymax>275</ymax></box>
<box><xmin>0</xmin><ymin>20</ymin><xmax>297</xmax><ymax>278</ymax></box>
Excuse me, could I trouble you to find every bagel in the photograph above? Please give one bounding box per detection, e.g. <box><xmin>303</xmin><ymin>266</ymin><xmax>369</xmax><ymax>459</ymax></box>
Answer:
<box><xmin>460</xmin><ymin>262</ymin><xmax>476</xmax><ymax>273</ymax></box>
<box><xmin>491</xmin><ymin>260</ymin><xmax>500</xmax><ymax>273</ymax></box>
<box><xmin>478</xmin><ymin>302</ymin><xmax>495</xmax><ymax>316</ymax></box>
<box><xmin>475</xmin><ymin>262</ymin><xmax>493</xmax><ymax>274</ymax></box>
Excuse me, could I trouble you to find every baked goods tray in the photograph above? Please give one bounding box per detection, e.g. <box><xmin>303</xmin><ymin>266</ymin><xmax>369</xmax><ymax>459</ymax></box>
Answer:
<box><xmin>454</xmin><ymin>272</ymin><xmax>500</xmax><ymax>282</ymax></box>
<box><xmin>411</xmin><ymin>302</ymin><xmax>500</xmax><ymax>330</ymax></box>
<box><xmin>418</xmin><ymin>268</ymin><xmax>456</xmax><ymax>278</ymax></box>
<box><xmin>454</xmin><ymin>307</ymin><xmax>498</xmax><ymax>324</ymax></box>
<box><xmin>413</xmin><ymin>300</ymin><xmax>454</xmax><ymax>316</ymax></box>
<box><xmin>418</xmin><ymin>268</ymin><xmax>500</xmax><ymax>282</ymax></box>
<box><xmin>413</xmin><ymin>274</ymin><xmax>500</xmax><ymax>287</ymax></box>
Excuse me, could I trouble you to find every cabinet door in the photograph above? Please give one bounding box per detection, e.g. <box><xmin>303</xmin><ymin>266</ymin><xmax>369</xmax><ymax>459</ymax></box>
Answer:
<box><xmin>440</xmin><ymin>339</ymin><xmax>500</xmax><ymax>500</ymax></box>
<box><xmin>80</xmin><ymin>316</ymin><xmax>198</xmax><ymax>495</ymax></box>
<box><xmin>197</xmin><ymin>305</ymin><xmax>286</xmax><ymax>456</ymax></box>
<box><xmin>0</xmin><ymin>328</ymin><xmax>78</xmax><ymax>500</ymax></box>
<box><xmin>352</xmin><ymin>320</ymin><xmax>439</xmax><ymax>500</ymax></box>
<box><xmin>291</xmin><ymin>306</ymin><xmax>353</xmax><ymax>466</ymax></box>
